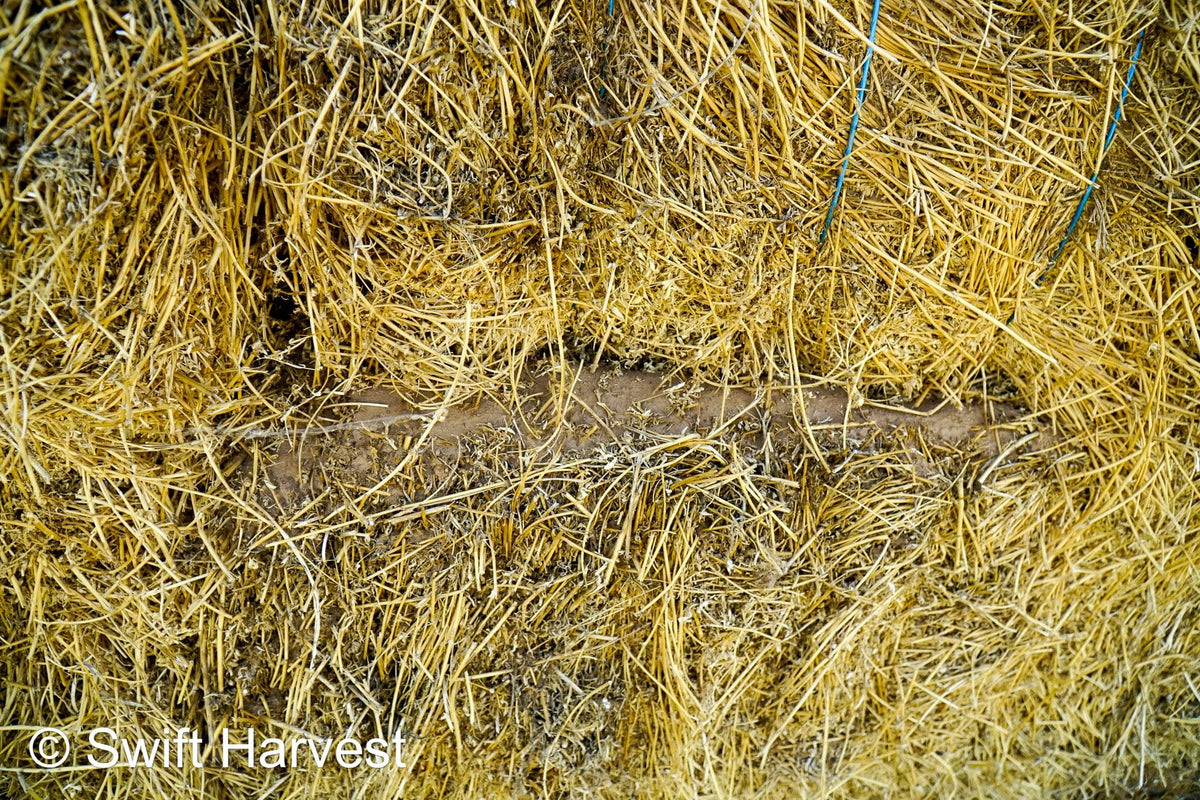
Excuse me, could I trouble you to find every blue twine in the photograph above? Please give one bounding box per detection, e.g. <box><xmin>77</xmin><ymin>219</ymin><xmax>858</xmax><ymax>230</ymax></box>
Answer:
<box><xmin>1005</xmin><ymin>28</ymin><xmax>1145</xmax><ymax>325</ymax></box>
<box><xmin>599</xmin><ymin>0</ymin><xmax>613</xmax><ymax>97</ymax></box>
<box><xmin>819</xmin><ymin>0</ymin><xmax>883</xmax><ymax>245</ymax></box>
<box><xmin>1036</xmin><ymin>28</ymin><xmax>1145</xmax><ymax>286</ymax></box>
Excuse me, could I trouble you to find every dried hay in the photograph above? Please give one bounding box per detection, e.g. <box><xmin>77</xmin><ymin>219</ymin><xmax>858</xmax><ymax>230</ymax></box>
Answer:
<box><xmin>1</xmin><ymin>0</ymin><xmax>1199</xmax><ymax>796</ymax></box>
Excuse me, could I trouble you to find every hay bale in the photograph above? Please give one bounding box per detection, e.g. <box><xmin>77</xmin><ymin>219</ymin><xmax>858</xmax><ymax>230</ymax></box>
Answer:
<box><xmin>1</xmin><ymin>0</ymin><xmax>1197</xmax><ymax>796</ymax></box>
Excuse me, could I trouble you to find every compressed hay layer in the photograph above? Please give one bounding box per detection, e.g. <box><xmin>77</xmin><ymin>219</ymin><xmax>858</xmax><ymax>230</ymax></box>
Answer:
<box><xmin>2</xmin><ymin>0</ymin><xmax>1199</xmax><ymax>796</ymax></box>
<box><xmin>252</xmin><ymin>372</ymin><xmax>1068</xmax><ymax>795</ymax></box>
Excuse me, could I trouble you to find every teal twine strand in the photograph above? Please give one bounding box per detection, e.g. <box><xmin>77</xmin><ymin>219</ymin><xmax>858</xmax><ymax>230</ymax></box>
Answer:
<box><xmin>1036</xmin><ymin>28</ymin><xmax>1146</xmax><ymax>286</ymax></box>
<box><xmin>599</xmin><ymin>0</ymin><xmax>613</xmax><ymax>97</ymax></box>
<box><xmin>819</xmin><ymin>0</ymin><xmax>883</xmax><ymax>245</ymax></box>
<box><xmin>1006</xmin><ymin>28</ymin><xmax>1146</xmax><ymax>324</ymax></box>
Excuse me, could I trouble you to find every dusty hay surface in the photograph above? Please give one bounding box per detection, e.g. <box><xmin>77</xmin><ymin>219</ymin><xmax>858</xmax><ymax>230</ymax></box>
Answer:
<box><xmin>269</xmin><ymin>364</ymin><xmax>1043</xmax><ymax>490</ymax></box>
<box><xmin>2</xmin><ymin>0</ymin><xmax>1199</xmax><ymax>797</ymax></box>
